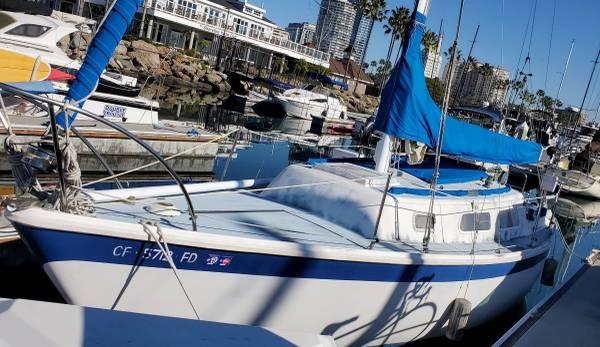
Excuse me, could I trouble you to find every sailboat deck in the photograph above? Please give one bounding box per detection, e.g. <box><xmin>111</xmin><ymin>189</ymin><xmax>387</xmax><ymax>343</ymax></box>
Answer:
<box><xmin>94</xmin><ymin>190</ymin><xmax>531</xmax><ymax>256</ymax></box>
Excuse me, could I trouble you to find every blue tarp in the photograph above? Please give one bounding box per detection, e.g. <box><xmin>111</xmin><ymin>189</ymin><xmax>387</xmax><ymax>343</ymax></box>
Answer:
<box><xmin>396</xmin><ymin>159</ymin><xmax>487</xmax><ymax>184</ymax></box>
<box><xmin>56</xmin><ymin>0</ymin><xmax>142</xmax><ymax>128</ymax></box>
<box><xmin>374</xmin><ymin>12</ymin><xmax>542</xmax><ymax>165</ymax></box>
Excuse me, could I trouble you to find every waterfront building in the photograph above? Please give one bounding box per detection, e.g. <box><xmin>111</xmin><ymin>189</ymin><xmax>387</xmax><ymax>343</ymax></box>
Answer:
<box><xmin>442</xmin><ymin>60</ymin><xmax>510</xmax><ymax>107</ymax></box>
<box><xmin>44</xmin><ymin>0</ymin><xmax>330</xmax><ymax>69</ymax></box>
<box><xmin>286</xmin><ymin>22</ymin><xmax>316</xmax><ymax>45</ymax></box>
<box><xmin>329</xmin><ymin>57</ymin><xmax>373</xmax><ymax>95</ymax></box>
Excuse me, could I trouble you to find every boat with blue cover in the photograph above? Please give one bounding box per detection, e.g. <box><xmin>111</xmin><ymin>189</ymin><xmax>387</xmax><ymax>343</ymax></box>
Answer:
<box><xmin>2</xmin><ymin>0</ymin><xmax>555</xmax><ymax>345</ymax></box>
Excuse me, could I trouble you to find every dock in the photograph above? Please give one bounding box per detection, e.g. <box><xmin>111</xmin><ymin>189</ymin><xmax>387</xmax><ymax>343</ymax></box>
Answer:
<box><xmin>0</xmin><ymin>115</ymin><xmax>221</xmax><ymax>177</ymax></box>
<box><xmin>494</xmin><ymin>250</ymin><xmax>600</xmax><ymax>346</ymax></box>
<box><xmin>0</xmin><ymin>297</ymin><xmax>336</xmax><ymax>347</ymax></box>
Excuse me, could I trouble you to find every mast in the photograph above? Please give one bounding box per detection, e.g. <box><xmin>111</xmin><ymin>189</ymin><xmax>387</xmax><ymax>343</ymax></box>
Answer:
<box><xmin>566</xmin><ymin>48</ymin><xmax>600</xmax><ymax>151</ymax></box>
<box><xmin>422</xmin><ymin>0</ymin><xmax>466</xmax><ymax>252</ymax></box>
<box><xmin>552</xmin><ymin>40</ymin><xmax>574</xmax><ymax>117</ymax></box>
<box><xmin>451</xmin><ymin>24</ymin><xmax>479</xmax><ymax>106</ymax></box>
<box><xmin>374</xmin><ymin>0</ymin><xmax>431</xmax><ymax>173</ymax></box>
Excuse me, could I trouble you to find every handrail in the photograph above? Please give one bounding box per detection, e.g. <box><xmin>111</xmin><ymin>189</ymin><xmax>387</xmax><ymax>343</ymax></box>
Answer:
<box><xmin>24</xmin><ymin>97</ymin><xmax>124</xmax><ymax>190</ymax></box>
<box><xmin>0</xmin><ymin>83</ymin><xmax>198</xmax><ymax>231</ymax></box>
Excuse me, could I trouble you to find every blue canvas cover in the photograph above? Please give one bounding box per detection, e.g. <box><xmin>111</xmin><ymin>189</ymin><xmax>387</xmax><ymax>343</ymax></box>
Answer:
<box><xmin>374</xmin><ymin>12</ymin><xmax>542</xmax><ymax>165</ymax></box>
<box><xmin>396</xmin><ymin>158</ymin><xmax>487</xmax><ymax>184</ymax></box>
<box><xmin>56</xmin><ymin>0</ymin><xmax>142</xmax><ymax>129</ymax></box>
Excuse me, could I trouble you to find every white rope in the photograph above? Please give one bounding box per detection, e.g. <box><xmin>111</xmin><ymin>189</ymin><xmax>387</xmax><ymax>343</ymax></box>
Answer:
<box><xmin>139</xmin><ymin>220</ymin><xmax>201</xmax><ymax>320</ymax></box>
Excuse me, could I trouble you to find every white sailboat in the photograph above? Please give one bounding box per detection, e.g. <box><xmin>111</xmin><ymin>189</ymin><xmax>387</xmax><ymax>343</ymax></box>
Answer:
<box><xmin>3</xmin><ymin>1</ymin><xmax>554</xmax><ymax>345</ymax></box>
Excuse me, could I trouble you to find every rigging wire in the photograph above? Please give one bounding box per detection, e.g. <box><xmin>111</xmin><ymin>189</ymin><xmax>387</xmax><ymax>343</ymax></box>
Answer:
<box><xmin>543</xmin><ymin>0</ymin><xmax>557</xmax><ymax>91</ymax></box>
<box><xmin>422</xmin><ymin>0</ymin><xmax>466</xmax><ymax>252</ymax></box>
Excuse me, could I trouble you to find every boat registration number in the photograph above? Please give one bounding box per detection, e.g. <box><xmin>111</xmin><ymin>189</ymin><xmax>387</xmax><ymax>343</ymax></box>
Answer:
<box><xmin>103</xmin><ymin>104</ymin><xmax>126</xmax><ymax>121</ymax></box>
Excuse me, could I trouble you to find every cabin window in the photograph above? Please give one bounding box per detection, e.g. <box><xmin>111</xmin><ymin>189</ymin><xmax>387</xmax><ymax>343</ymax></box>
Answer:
<box><xmin>497</xmin><ymin>209</ymin><xmax>519</xmax><ymax>229</ymax></box>
<box><xmin>7</xmin><ymin>24</ymin><xmax>50</xmax><ymax>38</ymax></box>
<box><xmin>414</xmin><ymin>213</ymin><xmax>435</xmax><ymax>232</ymax></box>
<box><xmin>460</xmin><ymin>212</ymin><xmax>491</xmax><ymax>231</ymax></box>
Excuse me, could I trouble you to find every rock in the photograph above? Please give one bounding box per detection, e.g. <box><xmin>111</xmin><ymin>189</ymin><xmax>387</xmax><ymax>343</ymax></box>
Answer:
<box><xmin>195</xmin><ymin>68</ymin><xmax>206</xmax><ymax>79</ymax></box>
<box><xmin>115</xmin><ymin>44</ymin><xmax>128</xmax><ymax>56</ymax></box>
<box><xmin>57</xmin><ymin>34</ymin><xmax>70</xmax><ymax>49</ymax></box>
<box><xmin>156</xmin><ymin>45</ymin><xmax>172</xmax><ymax>57</ymax></box>
<box><xmin>160</xmin><ymin>60</ymin><xmax>172</xmax><ymax>72</ymax></box>
<box><xmin>108</xmin><ymin>58</ymin><xmax>123</xmax><ymax>70</ymax></box>
<box><xmin>128</xmin><ymin>50</ymin><xmax>161</xmax><ymax>69</ymax></box>
<box><xmin>70</xmin><ymin>32</ymin><xmax>88</xmax><ymax>50</ymax></box>
<box><xmin>216</xmin><ymin>71</ymin><xmax>228</xmax><ymax>80</ymax></box>
<box><xmin>131</xmin><ymin>40</ymin><xmax>159</xmax><ymax>54</ymax></box>
<box><xmin>150</xmin><ymin>68</ymin><xmax>169</xmax><ymax>76</ymax></box>
<box><xmin>196</xmin><ymin>82</ymin><xmax>213</xmax><ymax>93</ymax></box>
<box><xmin>204</xmin><ymin>72</ymin><xmax>222</xmax><ymax>85</ymax></box>
<box><xmin>120</xmin><ymin>40</ymin><xmax>131</xmax><ymax>48</ymax></box>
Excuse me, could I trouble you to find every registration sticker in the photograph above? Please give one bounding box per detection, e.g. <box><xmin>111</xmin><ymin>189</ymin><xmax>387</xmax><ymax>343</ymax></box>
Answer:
<box><xmin>103</xmin><ymin>104</ymin><xmax>126</xmax><ymax>121</ymax></box>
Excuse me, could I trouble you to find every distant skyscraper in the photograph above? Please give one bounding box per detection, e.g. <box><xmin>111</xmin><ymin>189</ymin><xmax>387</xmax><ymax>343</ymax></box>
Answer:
<box><xmin>286</xmin><ymin>22</ymin><xmax>316</xmax><ymax>45</ymax></box>
<box><xmin>315</xmin><ymin>0</ymin><xmax>356</xmax><ymax>59</ymax></box>
<box><xmin>349</xmin><ymin>5</ymin><xmax>374</xmax><ymax>65</ymax></box>
<box><xmin>442</xmin><ymin>61</ymin><xmax>510</xmax><ymax>107</ymax></box>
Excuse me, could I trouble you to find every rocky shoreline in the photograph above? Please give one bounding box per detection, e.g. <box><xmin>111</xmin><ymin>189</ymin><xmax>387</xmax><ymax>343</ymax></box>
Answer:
<box><xmin>59</xmin><ymin>34</ymin><xmax>231</xmax><ymax>105</ymax></box>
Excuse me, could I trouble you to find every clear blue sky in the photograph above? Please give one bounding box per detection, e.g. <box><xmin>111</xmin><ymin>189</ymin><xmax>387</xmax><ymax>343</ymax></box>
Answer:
<box><xmin>257</xmin><ymin>0</ymin><xmax>600</xmax><ymax>115</ymax></box>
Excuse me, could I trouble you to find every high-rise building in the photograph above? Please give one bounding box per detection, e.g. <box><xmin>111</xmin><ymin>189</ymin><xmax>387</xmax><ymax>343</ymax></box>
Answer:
<box><xmin>442</xmin><ymin>61</ymin><xmax>510</xmax><ymax>107</ymax></box>
<box><xmin>422</xmin><ymin>36</ymin><xmax>442</xmax><ymax>79</ymax></box>
<box><xmin>286</xmin><ymin>22</ymin><xmax>316</xmax><ymax>45</ymax></box>
<box><xmin>315</xmin><ymin>0</ymin><xmax>356</xmax><ymax>60</ymax></box>
<box><xmin>349</xmin><ymin>7</ymin><xmax>374</xmax><ymax>65</ymax></box>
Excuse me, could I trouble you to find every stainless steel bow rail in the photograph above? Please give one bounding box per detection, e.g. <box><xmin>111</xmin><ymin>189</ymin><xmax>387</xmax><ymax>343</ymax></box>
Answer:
<box><xmin>0</xmin><ymin>83</ymin><xmax>198</xmax><ymax>231</ymax></box>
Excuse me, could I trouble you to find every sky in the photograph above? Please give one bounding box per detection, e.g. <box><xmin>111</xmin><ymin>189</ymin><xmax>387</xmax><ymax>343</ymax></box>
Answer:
<box><xmin>257</xmin><ymin>0</ymin><xmax>600</xmax><ymax>117</ymax></box>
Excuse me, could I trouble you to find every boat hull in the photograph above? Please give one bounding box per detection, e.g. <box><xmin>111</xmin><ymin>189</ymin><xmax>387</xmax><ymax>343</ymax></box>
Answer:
<box><xmin>11</xmin><ymin>212</ymin><xmax>549</xmax><ymax>346</ymax></box>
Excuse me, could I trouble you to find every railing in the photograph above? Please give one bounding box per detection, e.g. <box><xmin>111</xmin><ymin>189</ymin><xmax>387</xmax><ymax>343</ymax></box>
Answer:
<box><xmin>150</xmin><ymin>1</ymin><xmax>330</xmax><ymax>64</ymax></box>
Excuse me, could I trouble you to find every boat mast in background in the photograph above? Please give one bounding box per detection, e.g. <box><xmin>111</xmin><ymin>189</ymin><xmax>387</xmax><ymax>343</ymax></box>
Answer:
<box><xmin>552</xmin><ymin>40</ymin><xmax>574</xmax><ymax>118</ymax></box>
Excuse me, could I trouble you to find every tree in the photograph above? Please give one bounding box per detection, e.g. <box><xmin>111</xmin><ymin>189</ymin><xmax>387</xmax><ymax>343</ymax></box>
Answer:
<box><xmin>426</xmin><ymin>77</ymin><xmax>444</xmax><ymax>105</ymax></box>
<box><xmin>535</xmin><ymin>89</ymin><xmax>545</xmax><ymax>109</ymax></box>
<box><xmin>443</xmin><ymin>46</ymin><xmax>462</xmax><ymax>62</ymax></box>
<box><xmin>381</xmin><ymin>6</ymin><xmax>410</xmax><ymax>90</ymax></box>
<box><xmin>352</xmin><ymin>0</ymin><xmax>387</xmax><ymax>93</ymax></box>
<box><xmin>370</xmin><ymin>60</ymin><xmax>377</xmax><ymax>73</ymax></box>
<box><xmin>421</xmin><ymin>29</ymin><xmax>440</xmax><ymax>60</ymax></box>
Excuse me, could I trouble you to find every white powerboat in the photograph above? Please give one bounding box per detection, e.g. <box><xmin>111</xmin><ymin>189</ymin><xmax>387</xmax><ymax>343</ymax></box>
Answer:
<box><xmin>3</xmin><ymin>1</ymin><xmax>555</xmax><ymax>345</ymax></box>
<box><xmin>274</xmin><ymin>84</ymin><xmax>348</xmax><ymax>135</ymax></box>
<box><xmin>0</xmin><ymin>10</ymin><xmax>139</xmax><ymax>96</ymax></box>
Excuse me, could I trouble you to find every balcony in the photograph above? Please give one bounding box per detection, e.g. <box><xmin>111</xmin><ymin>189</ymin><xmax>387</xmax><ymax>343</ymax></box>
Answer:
<box><xmin>149</xmin><ymin>1</ymin><xmax>330</xmax><ymax>67</ymax></box>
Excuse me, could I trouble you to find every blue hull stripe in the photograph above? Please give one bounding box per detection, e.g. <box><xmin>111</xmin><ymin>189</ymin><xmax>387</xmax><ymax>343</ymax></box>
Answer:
<box><xmin>14</xmin><ymin>224</ymin><xmax>547</xmax><ymax>283</ymax></box>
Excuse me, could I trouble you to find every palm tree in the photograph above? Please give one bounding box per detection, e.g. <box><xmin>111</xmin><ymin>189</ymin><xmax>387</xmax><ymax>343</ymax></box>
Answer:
<box><xmin>421</xmin><ymin>29</ymin><xmax>440</xmax><ymax>62</ymax></box>
<box><xmin>381</xmin><ymin>6</ymin><xmax>410</xmax><ymax>90</ymax></box>
<box><xmin>352</xmin><ymin>0</ymin><xmax>387</xmax><ymax>93</ymax></box>
<box><xmin>369</xmin><ymin>60</ymin><xmax>377</xmax><ymax>73</ymax></box>
<box><xmin>535</xmin><ymin>89</ymin><xmax>545</xmax><ymax>109</ymax></box>
<box><xmin>443</xmin><ymin>46</ymin><xmax>462</xmax><ymax>62</ymax></box>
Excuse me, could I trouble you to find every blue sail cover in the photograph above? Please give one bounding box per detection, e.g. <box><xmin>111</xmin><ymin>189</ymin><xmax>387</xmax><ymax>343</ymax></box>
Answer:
<box><xmin>374</xmin><ymin>12</ymin><xmax>542</xmax><ymax>164</ymax></box>
<box><xmin>56</xmin><ymin>0</ymin><xmax>142</xmax><ymax>129</ymax></box>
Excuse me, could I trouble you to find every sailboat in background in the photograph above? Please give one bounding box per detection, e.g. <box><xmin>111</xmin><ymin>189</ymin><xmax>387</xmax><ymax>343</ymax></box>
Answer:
<box><xmin>4</xmin><ymin>0</ymin><xmax>554</xmax><ymax>345</ymax></box>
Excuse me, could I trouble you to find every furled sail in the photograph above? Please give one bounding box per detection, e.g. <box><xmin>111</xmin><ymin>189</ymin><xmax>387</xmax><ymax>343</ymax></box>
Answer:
<box><xmin>374</xmin><ymin>12</ymin><xmax>542</xmax><ymax>165</ymax></box>
<box><xmin>56</xmin><ymin>0</ymin><xmax>142</xmax><ymax>129</ymax></box>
